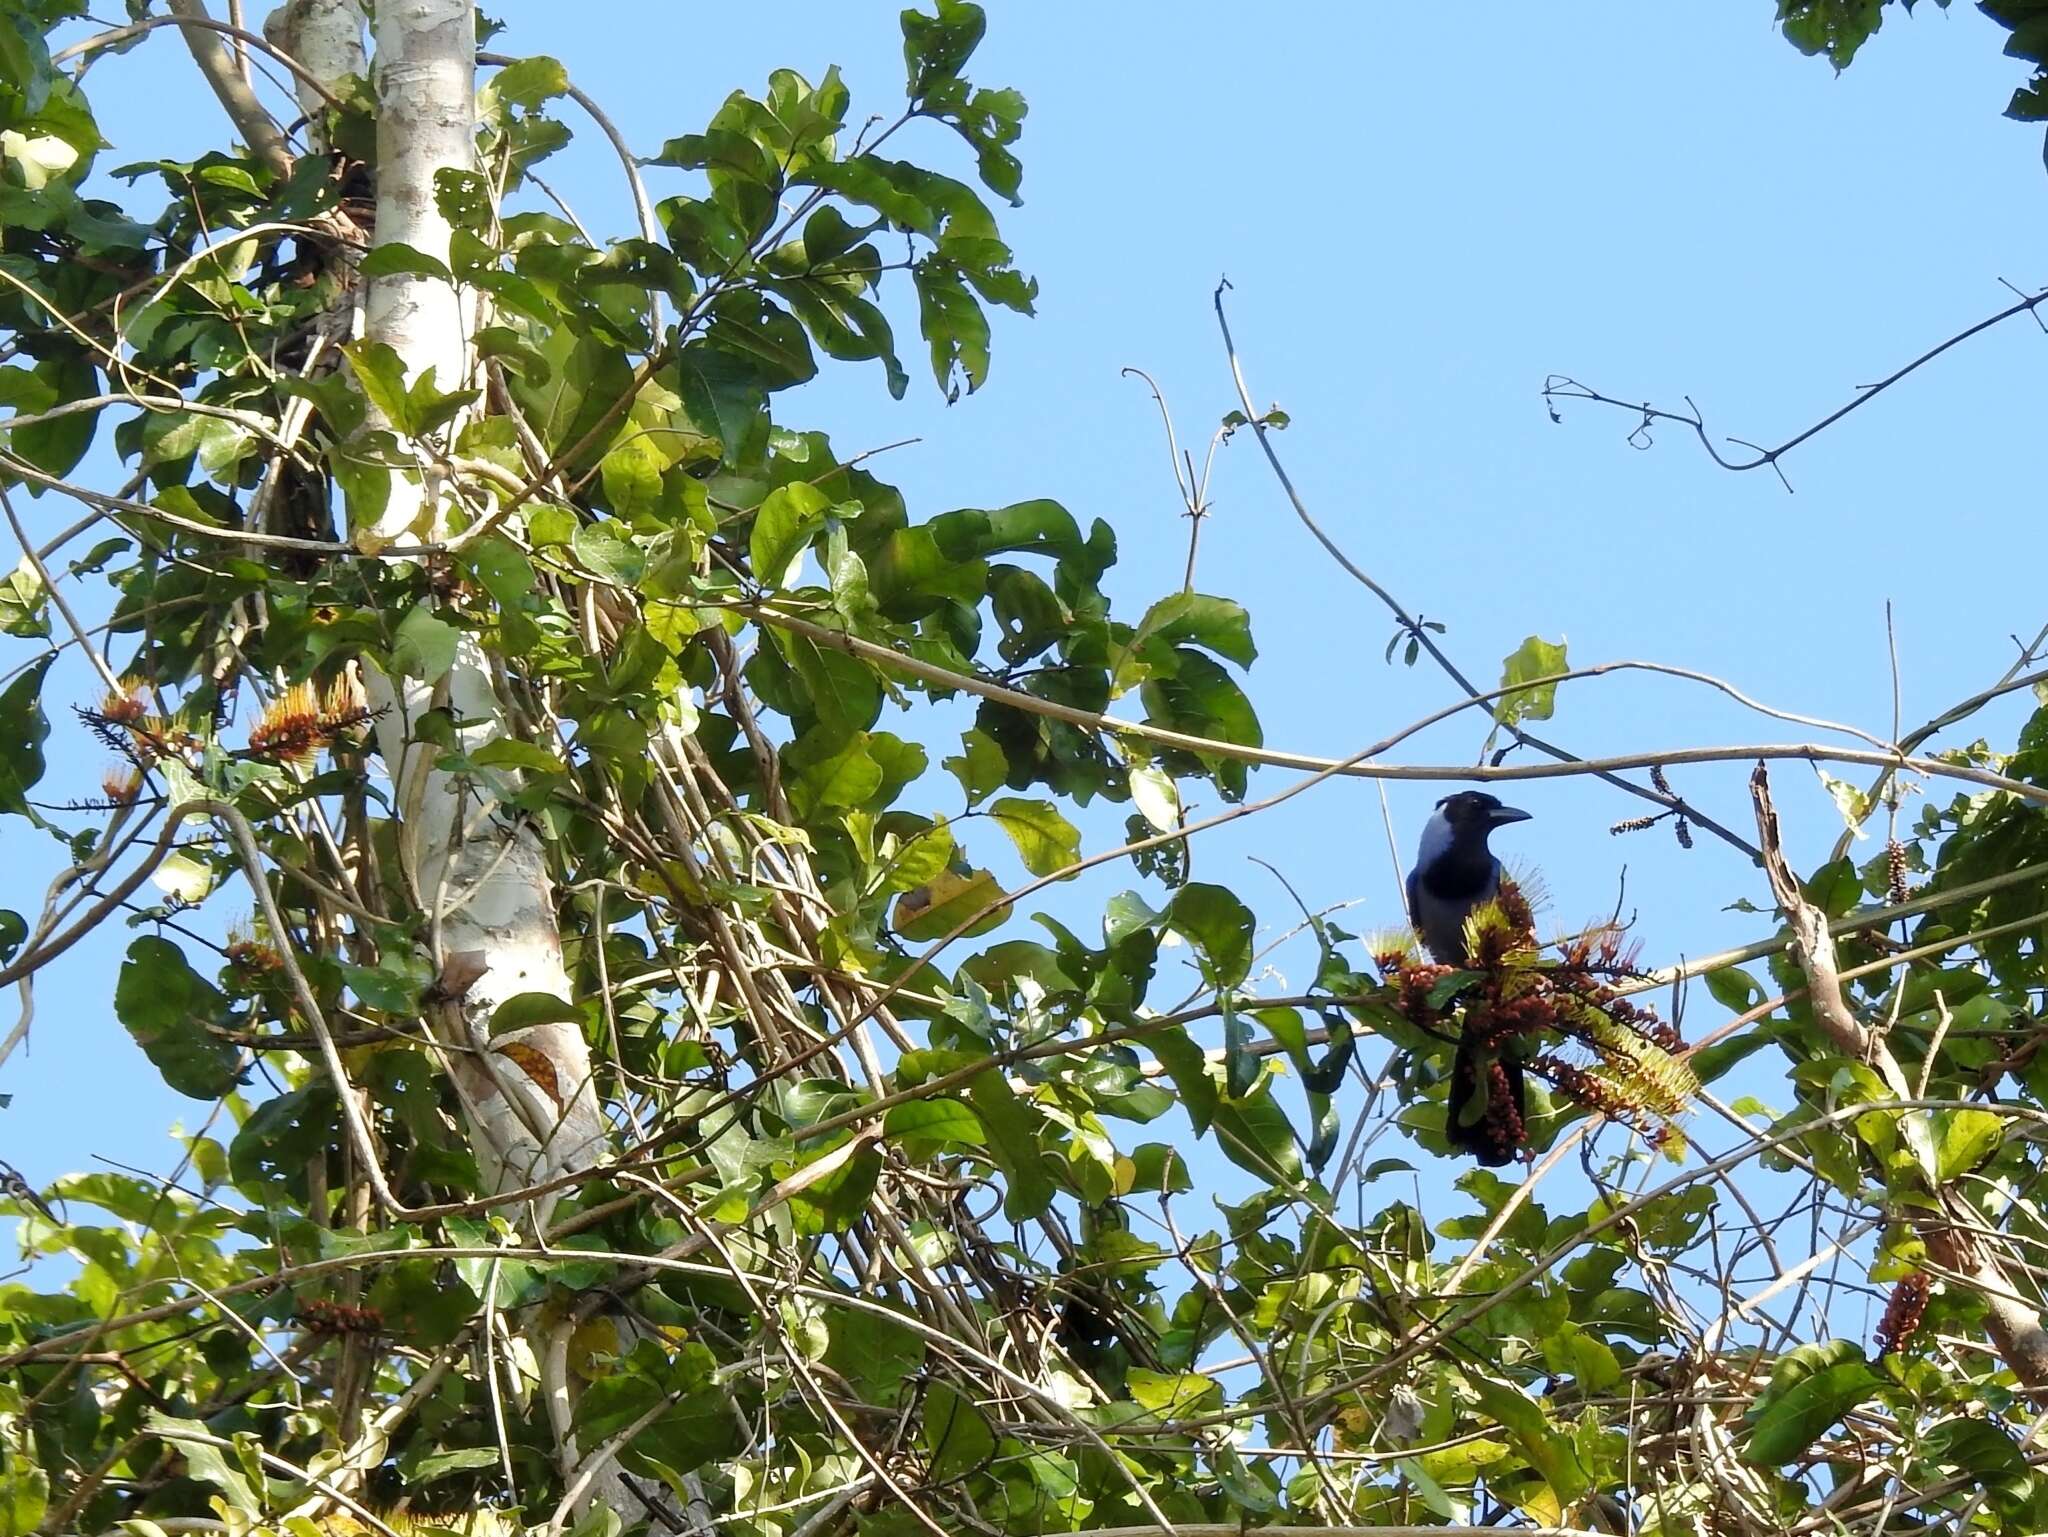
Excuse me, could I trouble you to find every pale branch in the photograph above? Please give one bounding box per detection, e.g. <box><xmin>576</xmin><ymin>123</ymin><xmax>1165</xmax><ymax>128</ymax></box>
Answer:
<box><xmin>1212</xmin><ymin>277</ymin><xmax>1762</xmax><ymax>860</ymax></box>
<box><xmin>1752</xmin><ymin>762</ymin><xmax>2048</xmax><ymax>1394</ymax></box>
<box><xmin>1543</xmin><ymin>281</ymin><xmax>2048</xmax><ymax>490</ymax></box>
<box><xmin>163</xmin><ymin>0</ymin><xmax>294</xmax><ymax>175</ymax></box>
<box><xmin>53</xmin><ymin>10</ymin><xmax>350</xmax><ymax>108</ymax></box>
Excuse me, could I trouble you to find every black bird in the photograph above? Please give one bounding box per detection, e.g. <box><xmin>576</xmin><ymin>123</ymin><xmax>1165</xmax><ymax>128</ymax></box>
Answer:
<box><xmin>1406</xmin><ymin>791</ymin><xmax>1532</xmax><ymax>1165</ymax></box>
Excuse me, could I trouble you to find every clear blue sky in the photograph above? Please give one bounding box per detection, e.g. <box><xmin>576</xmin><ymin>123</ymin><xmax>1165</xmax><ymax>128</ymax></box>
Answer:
<box><xmin>11</xmin><ymin>5</ymin><xmax>2048</xmax><ymax>1223</ymax></box>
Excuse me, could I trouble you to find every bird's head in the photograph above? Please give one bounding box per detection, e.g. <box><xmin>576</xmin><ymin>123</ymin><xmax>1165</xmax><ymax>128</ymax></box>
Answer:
<box><xmin>1418</xmin><ymin>790</ymin><xmax>1531</xmax><ymax>865</ymax></box>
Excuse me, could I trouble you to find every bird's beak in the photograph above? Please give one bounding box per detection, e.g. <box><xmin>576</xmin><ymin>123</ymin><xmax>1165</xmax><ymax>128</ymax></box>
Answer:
<box><xmin>1487</xmin><ymin>804</ymin><xmax>1532</xmax><ymax>828</ymax></box>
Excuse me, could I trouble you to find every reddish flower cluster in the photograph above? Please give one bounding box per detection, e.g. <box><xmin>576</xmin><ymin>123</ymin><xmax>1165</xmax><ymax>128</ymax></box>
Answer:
<box><xmin>1533</xmin><ymin>1054</ymin><xmax>1630</xmax><ymax>1117</ymax></box>
<box><xmin>1887</xmin><ymin>839</ymin><xmax>1910</xmax><ymax>907</ymax></box>
<box><xmin>297</xmin><ymin>1298</ymin><xmax>384</xmax><ymax>1336</ymax></box>
<box><xmin>1468</xmin><ymin>1058</ymin><xmax>1524</xmax><ymax>1165</ymax></box>
<box><xmin>1875</xmin><ymin>1272</ymin><xmax>1931</xmax><ymax>1358</ymax></box>
<box><xmin>246</xmin><ymin>676</ymin><xmax>372</xmax><ymax>769</ymax></box>
<box><xmin>1383</xmin><ymin>879</ymin><xmax>1695</xmax><ymax>1157</ymax></box>
<box><xmin>226</xmin><ymin>933</ymin><xmax>284</xmax><ymax>975</ymax></box>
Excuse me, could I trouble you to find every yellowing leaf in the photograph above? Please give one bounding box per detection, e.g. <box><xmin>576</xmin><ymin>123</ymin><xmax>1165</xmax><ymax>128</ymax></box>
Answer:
<box><xmin>987</xmin><ymin>796</ymin><xmax>1081</xmax><ymax>877</ymax></box>
<box><xmin>1127</xmin><ymin>762</ymin><xmax>1180</xmax><ymax>832</ymax></box>
<box><xmin>1494</xmin><ymin>634</ymin><xmax>1568</xmax><ymax>729</ymax></box>
<box><xmin>150</xmin><ymin>851</ymin><xmax>214</xmax><ymax>903</ymax></box>
<box><xmin>894</xmin><ymin>866</ymin><xmax>1010</xmax><ymax>941</ymax></box>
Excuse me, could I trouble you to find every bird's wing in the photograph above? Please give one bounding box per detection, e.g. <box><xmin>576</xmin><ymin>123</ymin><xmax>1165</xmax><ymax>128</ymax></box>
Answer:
<box><xmin>1405</xmin><ymin>866</ymin><xmax>1422</xmax><ymax>928</ymax></box>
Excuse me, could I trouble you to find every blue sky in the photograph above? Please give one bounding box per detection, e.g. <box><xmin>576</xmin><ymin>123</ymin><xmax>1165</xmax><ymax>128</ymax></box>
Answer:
<box><xmin>10</xmin><ymin>4</ymin><xmax>2048</xmax><ymax>1238</ymax></box>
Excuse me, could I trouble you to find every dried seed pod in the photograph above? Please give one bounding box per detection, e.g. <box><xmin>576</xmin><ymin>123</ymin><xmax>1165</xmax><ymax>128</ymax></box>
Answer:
<box><xmin>1875</xmin><ymin>1272</ymin><xmax>1930</xmax><ymax>1357</ymax></box>
<box><xmin>1886</xmin><ymin>839</ymin><xmax>1909</xmax><ymax>907</ymax></box>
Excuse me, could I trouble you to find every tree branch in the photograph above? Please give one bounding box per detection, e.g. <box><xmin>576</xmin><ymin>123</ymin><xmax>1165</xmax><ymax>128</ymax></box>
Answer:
<box><xmin>1212</xmin><ymin>278</ymin><xmax>1761</xmax><ymax>860</ymax></box>
<box><xmin>1544</xmin><ymin>282</ymin><xmax>2048</xmax><ymax>490</ymax></box>
<box><xmin>164</xmin><ymin>0</ymin><xmax>293</xmax><ymax>175</ymax></box>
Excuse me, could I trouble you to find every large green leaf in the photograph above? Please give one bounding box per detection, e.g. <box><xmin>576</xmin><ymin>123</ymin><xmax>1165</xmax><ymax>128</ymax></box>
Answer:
<box><xmin>1166</xmin><ymin>882</ymin><xmax>1255</xmax><ymax>988</ymax></box>
<box><xmin>1742</xmin><ymin>1341</ymin><xmax>1881</xmax><ymax>1466</ymax></box>
<box><xmin>116</xmin><ymin>937</ymin><xmax>243</xmax><ymax>1100</ymax></box>
<box><xmin>0</xmin><ymin>651</ymin><xmax>52</xmax><ymax>817</ymax></box>
<box><xmin>985</xmin><ymin>795</ymin><xmax>1081</xmax><ymax>877</ymax></box>
<box><xmin>1494</xmin><ymin>633</ymin><xmax>1568</xmax><ymax>730</ymax></box>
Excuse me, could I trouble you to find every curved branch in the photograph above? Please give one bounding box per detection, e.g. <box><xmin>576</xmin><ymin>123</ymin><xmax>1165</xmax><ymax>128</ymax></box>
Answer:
<box><xmin>53</xmin><ymin>10</ymin><xmax>348</xmax><ymax>110</ymax></box>
<box><xmin>1212</xmin><ymin>278</ymin><xmax>1760</xmax><ymax>859</ymax></box>
<box><xmin>1544</xmin><ymin>281</ymin><xmax>2048</xmax><ymax>486</ymax></box>
<box><xmin>162</xmin><ymin>1</ymin><xmax>294</xmax><ymax>175</ymax></box>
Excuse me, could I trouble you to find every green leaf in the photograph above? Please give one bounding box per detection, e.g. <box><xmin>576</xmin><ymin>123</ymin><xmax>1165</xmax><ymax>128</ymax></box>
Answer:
<box><xmin>356</xmin><ymin>243</ymin><xmax>452</xmax><ymax>280</ymax></box>
<box><xmin>1742</xmin><ymin>1353</ymin><xmax>1881</xmax><ymax>1465</ymax></box>
<box><xmin>1494</xmin><ymin>634</ymin><xmax>1568</xmax><ymax>730</ymax></box>
<box><xmin>1128</xmin><ymin>592</ymin><xmax>1257</xmax><ymax>667</ymax></box>
<box><xmin>750</xmin><ymin>482</ymin><xmax>832</xmax><ymax>586</ymax></box>
<box><xmin>1934</xmin><ymin>1107</ymin><xmax>2003</xmax><ymax>1179</ymax></box>
<box><xmin>878</xmin><ymin>821</ymin><xmax>955</xmax><ymax>895</ymax></box>
<box><xmin>572</xmin><ymin>521</ymin><xmax>646</xmax><ymax>587</ymax></box>
<box><xmin>341</xmin><ymin>339</ymin><xmax>417</xmax><ymax>434</ymax></box>
<box><xmin>902</xmin><ymin>0</ymin><xmax>986</xmax><ymax>93</ymax></box>
<box><xmin>12</xmin><ymin>353</ymin><xmax>96</xmax><ymax>479</ymax></box>
<box><xmin>341</xmin><ymin>948</ymin><xmax>435</xmax><ymax>1014</ymax></box>
<box><xmin>943</xmin><ymin>727</ymin><xmax>1007</xmax><ymax>803</ymax></box>
<box><xmin>985</xmin><ymin>796</ymin><xmax>1081</xmax><ymax>878</ymax></box>
<box><xmin>1704</xmin><ymin>966</ymin><xmax>1765</xmax><ymax>1014</ymax></box>
<box><xmin>392</xmin><ymin>604</ymin><xmax>460</xmax><ymax>682</ymax></box>
<box><xmin>1817</xmin><ymin>768</ymin><xmax>1872</xmax><ymax>839</ymax></box>
<box><xmin>116</xmin><ymin>937</ymin><xmax>242</xmax><ymax>1100</ymax></box>
<box><xmin>1148</xmin><ymin>1025</ymin><xmax>1217</xmax><ymax>1134</ymax></box>
<box><xmin>0</xmin><ymin>557</ymin><xmax>47</xmax><ymax>638</ymax></box>
<box><xmin>967</xmin><ymin>1070</ymin><xmax>1053</xmax><ymax>1219</ymax></box>
<box><xmin>1166</xmin><ymin>882</ymin><xmax>1255</xmax><ymax>987</ymax></box>
<box><xmin>484</xmin><ymin>54</ymin><xmax>570</xmax><ymax>111</ymax></box>
<box><xmin>1777</xmin><ymin>0</ymin><xmax>1889</xmax><ymax>70</ymax></box>
<box><xmin>921</xmin><ymin>1380</ymin><xmax>995</xmax><ymax>1481</ymax></box>
<box><xmin>1212</xmin><ymin>1083</ymin><xmax>1302</xmax><ymax>1183</ymax></box>
<box><xmin>0</xmin><ymin>1459</ymin><xmax>48</xmax><ymax>1534</ymax></box>
<box><xmin>0</xmin><ymin>652</ymin><xmax>53</xmax><ymax>817</ymax></box>
<box><xmin>914</xmin><ymin>256</ymin><xmax>989</xmax><ymax>396</ymax></box>
<box><xmin>884</xmin><ymin>1098</ymin><xmax>986</xmax><ymax>1155</ymax></box>
<box><xmin>1467</xmin><ymin>1376</ymin><xmax>1589</xmax><ymax>1503</ymax></box>
<box><xmin>471</xmin><ymin>738</ymin><xmax>566</xmax><ymax>775</ymax></box>
<box><xmin>894</xmin><ymin>865</ymin><xmax>1010</xmax><ymax>941</ymax></box>
<box><xmin>1126</xmin><ymin>1368</ymin><xmax>1222</xmax><ymax>1417</ymax></box>
<box><xmin>792</xmin><ymin>734</ymin><xmax>882</xmax><ymax>811</ymax></box>
<box><xmin>143</xmin><ymin>1413</ymin><xmax>262</xmax><ymax>1515</ymax></box>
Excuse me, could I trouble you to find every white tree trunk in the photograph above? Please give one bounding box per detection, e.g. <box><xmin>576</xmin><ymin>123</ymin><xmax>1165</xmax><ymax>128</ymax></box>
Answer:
<box><xmin>268</xmin><ymin>6</ymin><xmax>675</xmax><ymax>1523</ymax></box>
<box><xmin>353</xmin><ymin>0</ymin><xmax>606</xmax><ymax>1199</ymax></box>
<box><xmin>262</xmin><ymin>0</ymin><xmax>365</xmax><ymax>152</ymax></box>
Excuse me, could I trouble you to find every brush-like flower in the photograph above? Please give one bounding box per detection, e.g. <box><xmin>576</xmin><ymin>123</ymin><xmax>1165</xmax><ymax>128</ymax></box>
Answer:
<box><xmin>247</xmin><ymin>681</ymin><xmax>323</xmax><ymax>768</ymax></box>
<box><xmin>100</xmin><ymin>675</ymin><xmax>149</xmax><ymax>725</ymax></box>
<box><xmin>100</xmin><ymin>764</ymin><xmax>142</xmax><ymax>803</ymax></box>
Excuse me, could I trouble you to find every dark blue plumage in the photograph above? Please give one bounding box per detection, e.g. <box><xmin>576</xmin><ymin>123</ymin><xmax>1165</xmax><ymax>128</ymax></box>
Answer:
<box><xmin>1406</xmin><ymin>792</ymin><xmax>1530</xmax><ymax>964</ymax></box>
<box><xmin>1406</xmin><ymin>791</ymin><xmax>1531</xmax><ymax>1165</ymax></box>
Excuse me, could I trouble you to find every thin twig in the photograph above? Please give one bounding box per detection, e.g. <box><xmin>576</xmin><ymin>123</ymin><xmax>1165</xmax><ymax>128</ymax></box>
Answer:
<box><xmin>1213</xmin><ymin>277</ymin><xmax>1761</xmax><ymax>859</ymax></box>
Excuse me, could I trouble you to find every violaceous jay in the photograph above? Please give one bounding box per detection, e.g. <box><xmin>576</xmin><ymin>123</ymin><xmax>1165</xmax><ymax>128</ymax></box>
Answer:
<box><xmin>1406</xmin><ymin>791</ymin><xmax>1532</xmax><ymax>1164</ymax></box>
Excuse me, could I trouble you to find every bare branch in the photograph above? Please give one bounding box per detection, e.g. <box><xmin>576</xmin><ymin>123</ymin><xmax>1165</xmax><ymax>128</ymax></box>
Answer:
<box><xmin>1213</xmin><ymin>277</ymin><xmax>1761</xmax><ymax>859</ymax></box>
<box><xmin>1544</xmin><ymin>281</ymin><xmax>2048</xmax><ymax>485</ymax></box>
